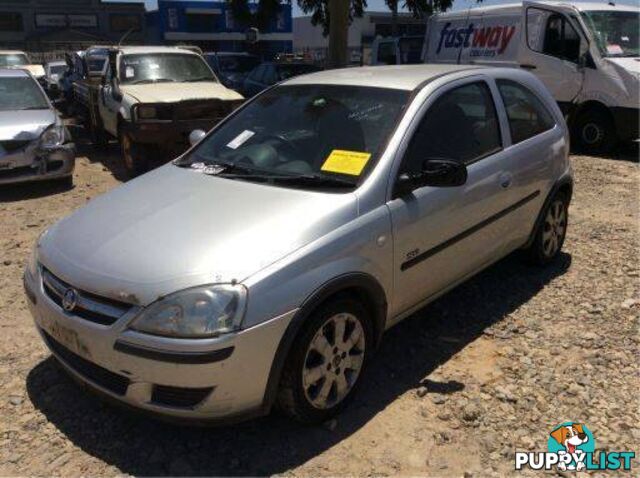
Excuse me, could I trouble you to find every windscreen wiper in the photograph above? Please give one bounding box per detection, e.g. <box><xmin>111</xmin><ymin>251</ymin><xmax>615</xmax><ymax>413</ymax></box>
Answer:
<box><xmin>131</xmin><ymin>78</ymin><xmax>176</xmax><ymax>84</ymax></box>
<box><xmin>218</xmin><ymin>171</ymin><xmax>357</xmax><ymax>188</ymax></box>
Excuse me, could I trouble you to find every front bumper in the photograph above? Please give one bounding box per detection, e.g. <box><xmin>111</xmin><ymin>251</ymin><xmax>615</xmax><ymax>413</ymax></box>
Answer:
<box><xmin>0</xmin><ymin>143</ymin><xmax>75</xmax><ymax>186</ymax></box>
<box><xmin>123</xmin><ymin>119</ymin><xmax>218</xmax><ymax>148</ymax></box>
<box><xmin>24</xmin><ymin>264</ymin><xmax>294</xmax><ymax>422</ymax></box>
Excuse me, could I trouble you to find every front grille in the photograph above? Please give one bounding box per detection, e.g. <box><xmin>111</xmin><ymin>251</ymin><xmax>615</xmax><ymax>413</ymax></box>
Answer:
<box><xmin>173</xmin><ymin>100</ymin><xmax>232</xmax><ymax>121</ymax></box>
<box><xmin>41</xmin><ymin>267</ymin><xmax>133</xmax><ymax>326</ymax></box>
<box><xmin>42</xmin><ymin>329</ymin><xmax>130</xmax><ymax>396</ymax></box>
<box><xmin>151</xmin><ymin>384</ymin><xmax>213</xmax><ymax>408</ymax></box>
<box><xmin>0</xmin><ymin>140</ymin><xmax>31</xmax><ymax>153</ymax></box>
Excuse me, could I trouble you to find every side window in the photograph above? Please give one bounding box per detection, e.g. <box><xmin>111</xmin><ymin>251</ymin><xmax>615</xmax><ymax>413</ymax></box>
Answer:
<box><xmin>377</xmin><ymin>42</ymin><xmax>397</xmax><ymax>65</ymax></box>
<box><xmin>527</xmin><ymin>8</ymin><xmax>581</xmax><ymax>63</ymax></box>
<box><xmin>402</xmin><ymin>82</ymin><xmax>502</xmax><ymax>174</ymax></box>
<box><xmin>251</xmin><ymin>65</ymin><xmax>264</xmax><ymax>82</ymax></box>
<box><xmin>496</xmin><ymin>79</ymin><xmax>556</xmax><ymax>145</ymax></box>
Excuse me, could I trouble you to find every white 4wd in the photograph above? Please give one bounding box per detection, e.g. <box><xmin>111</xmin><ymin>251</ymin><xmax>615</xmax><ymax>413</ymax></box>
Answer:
<box><xmin>99</xmin><ymin>46</ymin><xmax>243</xmax><ymax>175</ymax></box>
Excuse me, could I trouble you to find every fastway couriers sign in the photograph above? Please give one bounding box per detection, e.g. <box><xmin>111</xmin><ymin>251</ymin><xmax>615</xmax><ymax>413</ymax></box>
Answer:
<box><xmin>436</xmin><ymin>21</ymin><xmax>517</xmax><ymax>58</ymax></box>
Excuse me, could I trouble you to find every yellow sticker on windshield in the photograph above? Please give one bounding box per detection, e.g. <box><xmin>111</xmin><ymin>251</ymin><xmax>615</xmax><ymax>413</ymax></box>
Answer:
<box><xmin>321</xmin><ymin>150</ymin><xmax>371</xmax><ymax>176</ymax></box>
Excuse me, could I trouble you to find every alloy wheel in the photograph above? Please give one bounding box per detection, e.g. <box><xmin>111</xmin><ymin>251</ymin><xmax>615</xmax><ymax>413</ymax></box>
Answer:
<box><xmin>302</xmin><ymin>312</ymin><xmax>366</xmax><ymax>410</ymax></box>
<box><xmin>542</xmin><ymin>199</ymin><xmax>566</xmax><ymax>258</ymax></box>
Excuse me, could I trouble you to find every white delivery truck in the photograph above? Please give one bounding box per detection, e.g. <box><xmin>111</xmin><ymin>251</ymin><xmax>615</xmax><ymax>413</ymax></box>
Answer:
<box><xmin>423</xmin><ymin>1</ymin><xmax>639</xmax><ymax>154</ymax></box>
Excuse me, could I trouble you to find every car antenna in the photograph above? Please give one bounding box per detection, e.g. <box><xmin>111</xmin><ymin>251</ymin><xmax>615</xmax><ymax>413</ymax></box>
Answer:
<box><xmin>118</xmin><ymin>27</ymin><xmax>135</xmax><ymax>48</ymax></box>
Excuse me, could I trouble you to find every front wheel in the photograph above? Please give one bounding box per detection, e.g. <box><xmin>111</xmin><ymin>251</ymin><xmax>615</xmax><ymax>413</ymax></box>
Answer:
<box><xmin>118</xmin><ymin>129</ymin><xmax>148</xmax><ymax>177</ymax></box>
<box><xmin>572</xmin><ymin>109</ymin><xmax>617</xmax><ymax>155</ymax></box>
<box><xmin>276</xmin><ymin>297</ymin><xmax>372</xmax><ymax>424</ymax></box>
<box><xmin>525</xmin><ymin>192</ymin><xmax>569</xmax><ymax>265</ymax></box>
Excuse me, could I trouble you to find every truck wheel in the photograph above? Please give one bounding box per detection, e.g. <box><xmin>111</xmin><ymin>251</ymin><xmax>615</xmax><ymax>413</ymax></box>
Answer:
<box><xmin>524</xmin><ymin>192</ymin><xmax>569</xmax><ymax>266</ymax></box>
<box><xmin>118</xmin><ymin>130</ymin><xmax>148</xmax><ymax>177</ymax></box>
<box><xmin>572</xmin><ymin>109</ymin><xmax>617</xmax><ymax>156</ymax></box>
<box><xmin>276</xmin><ymin>297</ymin><xmax>373</xmax><ymax>424</ymax></box>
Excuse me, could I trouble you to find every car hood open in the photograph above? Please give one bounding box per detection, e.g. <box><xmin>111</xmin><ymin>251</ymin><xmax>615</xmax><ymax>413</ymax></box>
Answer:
<box><xmin>39</xmin><ymin>165</ymin><xmax>357</xmax><ymax>306</ymax></box>
<box><xmin>0</xmin><ymin>109</ymin><xmax>56</xmax><ymax>141</ymax></box>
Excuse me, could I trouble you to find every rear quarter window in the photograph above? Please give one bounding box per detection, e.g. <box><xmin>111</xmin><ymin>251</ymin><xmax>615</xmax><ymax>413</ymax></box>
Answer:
<box><xmin>496</xmin><ymin>79</ymin><xmax>556</xmax><ymax>144</ymax></box>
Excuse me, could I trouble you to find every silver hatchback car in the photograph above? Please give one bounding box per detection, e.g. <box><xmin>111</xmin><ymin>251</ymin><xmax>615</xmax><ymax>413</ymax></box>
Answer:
<box><xmin>0</xmin><ymin>68</ymin><xmax>75</xmax><ymax>186</ymax></box>
<box><xmin>25</xmin><ymin>65</ymin><xmax>572</xmax><ymax>424</ymax></box>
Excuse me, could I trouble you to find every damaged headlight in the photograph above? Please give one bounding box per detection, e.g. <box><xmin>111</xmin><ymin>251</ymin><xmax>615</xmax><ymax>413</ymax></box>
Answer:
<box><xmin>130</xmin><ymin>284</ymin><xmax>247</xmax><ymax>338</ymax></box>
<box><xmin>39</xmin><ymin>123</ymin><xmax>66</xmax><ymax>148</ymax></box>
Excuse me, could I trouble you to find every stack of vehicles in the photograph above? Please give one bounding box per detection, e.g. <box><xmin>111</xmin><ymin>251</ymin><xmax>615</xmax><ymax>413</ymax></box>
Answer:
<box><xmin>72</xmin><ymin>45</ymin><xmax>243</xmax><ymax>175</ymax></box>
<box><xmin>421</xmin><ymin>0</ymin><xmax>639</xmax><ymax>154</ymax></box>
<box><xmin>0</xmin><ymin>68</ymin><xmax>75</xmax><ymax>186</ymax></box>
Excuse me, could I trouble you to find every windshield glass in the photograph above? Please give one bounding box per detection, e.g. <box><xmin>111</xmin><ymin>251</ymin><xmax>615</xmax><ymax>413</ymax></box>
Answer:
<box><xmin>0</xmin><ymin>54</ymin><xmax>29</xmax><ymax>67</ymax></box>
<box><xmin>581</xmin><ymin>10</ymin><xmax>639</xmax><ymax>57</ymax></box>
<box><xmin>217</xmin><ymin>55</ymin><xmax>260</xmax><ymax>74</ymax></box>
<box><xmin>0</xmin><ymin>77</ymin><xmax>49</xmax><ymax>111</ymax></box>
<box><xmin>119</xmin><ymin>53</ymin><xmax>216</xmax><ymax>84</ymax></box>
<box><xmin>49</xmin><ymin>64</ymin><xmax>66</xmax><ymax>75</ymax></box>
<box><xmin>180</xmin><ymin>84</ymin><xmax>409</xmax><ymax>189</ymax></box>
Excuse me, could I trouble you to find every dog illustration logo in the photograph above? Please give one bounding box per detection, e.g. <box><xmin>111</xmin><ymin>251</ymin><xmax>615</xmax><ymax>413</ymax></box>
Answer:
<box><xmin>548</xmin><ymin>422</ymin><xmax>595</xmax><ymax>471</ymax></box>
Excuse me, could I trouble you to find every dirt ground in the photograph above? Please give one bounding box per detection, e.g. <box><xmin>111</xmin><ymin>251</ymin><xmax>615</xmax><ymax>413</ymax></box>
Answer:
<box><xmin>0</xmin><ymin>130</ymin><xmax>638</xmax><ymax>476</ymax></box>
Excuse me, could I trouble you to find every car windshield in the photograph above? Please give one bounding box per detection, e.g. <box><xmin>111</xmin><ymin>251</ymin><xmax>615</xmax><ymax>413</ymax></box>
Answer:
<box><xmin>179</xmin><ymin>84</ymin><xmax>409</xmax><ymax>190</ymax></box>
<box><xmin>581</xmin><ymin>10</ymin><xmax>640</xmax><ymax>57</ymax></box>
<box><xmin>49</xmin><ymin>64</ymin><xmax>66</xmax><ymax>75</ymax></box>
<box><xmin>0</xmin><ymin>54</ymin><xmax>29</xmax><ymax>67</ymax></box>
<box><xmin>119</xmin><ymin>53</ymin><xmax>216</xmax><ymax>84</ymax></box>
<box><xmin>0</xmin><ymin>77</ymin><xmax>49</xmax><ymax>111</ymax></box>
<box><xmin>276</xmin><ymin>64</ymin><xmax>320</xmax><ymax>81</ymax></box>
<box><xmin>217</xmin><ymin>55</ymin><xmax>260</xmax><ymax>73</ymax></box>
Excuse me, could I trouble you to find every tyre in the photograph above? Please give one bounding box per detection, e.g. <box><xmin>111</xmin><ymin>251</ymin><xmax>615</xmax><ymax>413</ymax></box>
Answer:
<box><xmin>525</xmin><ymin>192</ymin><xmax>569</xmax><ymax>265</ymax></box>
<box><xmin>276</xmin><ymin>297</ymin><xmax>373</xmax><ymax>424</ymax></box>
<box><xmin>55</xmin><ymin>175</ymin><xmax>73</xmax><ymax>189</ymax></box>
<box><xmin>118</xmin><ymin>129</ymin><xmax>148</xmax><ymax>177</ymax></box>
<box><xmin>572</xmin><ymin>109</ymin><xmax>617</xmax><ymax>155</ymax></box>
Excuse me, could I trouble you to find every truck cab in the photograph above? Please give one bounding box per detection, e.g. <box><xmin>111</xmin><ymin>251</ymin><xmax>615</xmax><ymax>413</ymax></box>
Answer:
<box><xmin>98</xmin><ymin>46</ymin><xmax>244</xmax><ymax>175</ymax></box>
<box><xmin>423</xmin><ymin>1</ymin><xmax>639</xmax><ymax>154</ymax></box>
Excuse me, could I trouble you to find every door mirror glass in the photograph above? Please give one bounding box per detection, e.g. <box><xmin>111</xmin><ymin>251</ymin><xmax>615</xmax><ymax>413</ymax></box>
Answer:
<box><xmin>189</xmin><ymin>129</ymin><xmax>206</xmax><ymax>146</ymax></box>
<box><xmin>396</xmin><ymin>159</ymin><xmax>467</xmax><ymax>196</ymax></box>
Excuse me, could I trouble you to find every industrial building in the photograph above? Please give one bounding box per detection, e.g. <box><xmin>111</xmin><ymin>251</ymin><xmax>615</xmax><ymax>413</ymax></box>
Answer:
<box><xmin>0</xmin><ymin>0</ymin><xmax>146</xmax><ymax>58</ymax></box>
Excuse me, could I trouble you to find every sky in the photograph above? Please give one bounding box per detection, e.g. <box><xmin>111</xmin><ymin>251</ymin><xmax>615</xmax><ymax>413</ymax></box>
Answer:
<box><xmin>111</xmin><ymin>0</ymin><xmax>639</xmax><ymax>14</ymax></box>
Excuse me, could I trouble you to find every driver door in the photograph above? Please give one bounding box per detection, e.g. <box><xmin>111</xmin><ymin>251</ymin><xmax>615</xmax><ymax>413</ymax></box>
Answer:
<box><xmin>387</xmin><ymin>78</ymin><xmax>519</xmax><ymax>320</ymax></box>
<box><xmin>99</xmin><ymin>64</ymin><xmax>119</xmax><ymax>137</ymax></box>
<box><xmin>520</xmin><ymin>3</ymin><xmax>586</xmax><ymax>107</ymax></box>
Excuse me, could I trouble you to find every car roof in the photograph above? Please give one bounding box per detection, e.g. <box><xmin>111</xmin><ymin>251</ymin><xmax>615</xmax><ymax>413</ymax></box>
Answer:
<box><xmin>0</xmin><ymin>68</ymin><xmax>31</xmax><ymax>78</ymax></box>
<box><xmin>284</xmin><ymin>64</ymin><xmax>484</xmax><ymax>91</ymax></box>
<box><xmin>206</xmin><ymin>52</ymin><xmax>256</xmax><ymax>57</ymax></box>
<box><xmin>0</xmin><ymin>50</ymin><xmax>28</xmax><ymax>55</ymax></box>
<box><xmin>46</xmin><ymin>60</ymin><xmax>66</xmax><ymax>66</ymax></box>
<box><xmin>439</xmin><ymin>0</ymin><xmax>639</xmax><ymax>15</ymax></box>
<box><xmin>118</xmin><ymin>46</ymin><xmax>200</xmax><ymax>56</ymax></box>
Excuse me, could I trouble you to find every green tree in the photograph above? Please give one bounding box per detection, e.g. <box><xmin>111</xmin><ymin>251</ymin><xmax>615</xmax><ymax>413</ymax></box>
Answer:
<box><xmin>385</xmin><ymin>1</ymin><xmax>456</xmax><ymax>36</ymax></box>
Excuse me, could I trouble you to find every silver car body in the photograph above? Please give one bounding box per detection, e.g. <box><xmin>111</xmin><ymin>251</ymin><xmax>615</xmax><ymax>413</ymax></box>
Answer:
<box><xmin>25</xmin><ymin>65</ymin><xmax>572</xmax><ymax>421</ymax></box>
<box><xmin>0</xmin><ymin>69</ymin><xmax>75</xmax><ymax>185</ymax></box>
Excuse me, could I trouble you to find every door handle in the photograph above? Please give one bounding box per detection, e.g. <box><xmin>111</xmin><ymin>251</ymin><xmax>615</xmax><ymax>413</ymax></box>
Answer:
<box><xmin>499</xmin><ymin>173</ymin><xmax>513</xmax><ymax>189</ymax></box>
<box><xmin>520</xmin><ymin>64</ymin><xmax>537</xmax><ymax>70</ymax></box>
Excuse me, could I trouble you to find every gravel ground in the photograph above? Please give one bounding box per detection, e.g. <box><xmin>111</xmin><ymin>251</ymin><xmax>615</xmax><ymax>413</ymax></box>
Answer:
<box><xmin>0</xmin><ymin>132</ymin><xmax>638</xmax><ymax>476</ymax></box>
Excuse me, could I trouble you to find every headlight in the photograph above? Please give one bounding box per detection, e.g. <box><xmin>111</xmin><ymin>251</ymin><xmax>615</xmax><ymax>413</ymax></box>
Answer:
<box><xmin>137</xmin><ymin>105</ymin><xmax>157</xmax><ymax>120</ymax></box>
<box><xmin>130</xmin><ymin>284</ymin><xmax>247</xmax><ymax>338</ymax></box>
<box><xmin>39</xmin><ymin>123</ymin><xmax>65</xmax><ymax>148</ymax></box>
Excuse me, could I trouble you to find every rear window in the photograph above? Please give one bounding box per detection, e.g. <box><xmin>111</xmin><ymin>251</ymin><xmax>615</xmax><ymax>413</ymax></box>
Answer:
<box><xmin>496</xmin><ymin>79</ymin><xmax>555</xmax><ymax>144</ymax></box>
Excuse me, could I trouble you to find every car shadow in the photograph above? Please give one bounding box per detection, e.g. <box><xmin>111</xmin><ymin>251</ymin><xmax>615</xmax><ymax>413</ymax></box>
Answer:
<box><xmin>26</xmin><ymin>251</ymin><xmax>571</xmax><ymax>476</ymax></box>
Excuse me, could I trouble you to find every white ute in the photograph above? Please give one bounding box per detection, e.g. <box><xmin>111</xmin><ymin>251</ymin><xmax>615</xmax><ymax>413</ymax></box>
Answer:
<box><xmin>97</xmin><ymin>46</ymin><xmax>243</xmax><ymax>175</ymax></box>
<box><xmin>423</xmin><ymin>1</ymin><xmax>639</xmax><ymax>154</ymax></box>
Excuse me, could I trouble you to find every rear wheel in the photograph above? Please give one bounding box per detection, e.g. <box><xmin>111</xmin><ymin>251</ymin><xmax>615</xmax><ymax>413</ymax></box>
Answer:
<box><xmin>118</xmin><ymin>129</ymin><xmax>148</xmax><ymax>177</ymax></box>
<box><xmin>572</xmin><ymin>109</ymin><xmax>617</xmax><ymax>155</ymax></box>
<box><xmin>276</xmin><ymin>297</ymin><xmax>372</xmax><ymax>424</ymax></box>
<box><xmin>525</xmin><ymin>192</ymin><xmax>569</xmax><ymax>265</ymax></box>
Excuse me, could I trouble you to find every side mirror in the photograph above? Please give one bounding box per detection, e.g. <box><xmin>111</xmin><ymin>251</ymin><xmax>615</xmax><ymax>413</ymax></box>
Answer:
<box><xmin>395</xmin><ymin>159</ymin><xmax>467</xmax><ymax>197</ymax></box>
<box><xmin>579</xmin><ymin>51</ymin><xmax>596</xmax><ymax>69</ymax></box>
<box><xmin>189</xmin><ymin>129</ymin><xmax>206</xmax><ymax>146</ymax></box>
